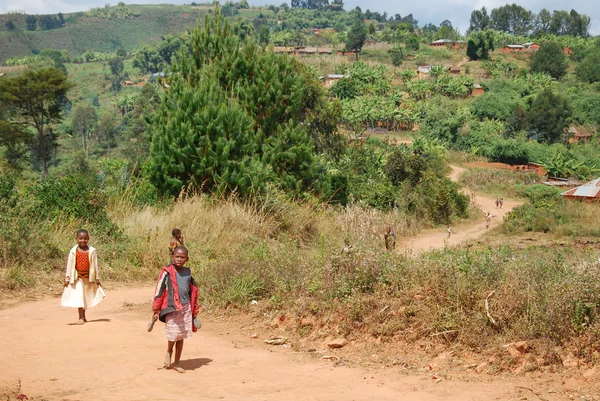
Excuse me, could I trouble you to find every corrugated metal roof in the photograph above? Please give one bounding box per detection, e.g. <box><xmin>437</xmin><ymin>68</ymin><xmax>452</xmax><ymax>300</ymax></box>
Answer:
<box><xmin>561</xmin><ymin>178</ymin><xmax>600</xmax><ymax>198</ymax></box>
<box><xmin>506</xmin><ymin>45</ymin><xmax>524</xmax><ymax>48</ymax></box>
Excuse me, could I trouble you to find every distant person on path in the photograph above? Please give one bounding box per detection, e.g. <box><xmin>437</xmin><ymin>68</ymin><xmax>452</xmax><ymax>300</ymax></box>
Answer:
<box><xmin>61</xmin><ymin>229</ymin><xmax>105</xmax><ymax>325</ymax></box>
<box><xmin>495</xmin><ymin>199</ymin><xmax>499</xmax><ymax>208</ymax></box>
<box><xmin>384</xmin><ymin>226</ymin><xmax>396</xmax><ymax>251</ymax></box>
<box><xmin>152</xmin><ymin>247</ymin><xmax>201</xmax><ymax>374</ymax></box>
<box><xmin>169</xmin><ymin>228</ymin><xmax>184</xmax><ymax>257</ymax></box>
<box><xmin>485</xmin><ymin>212</ymin><xmax>491</xmax><ymax>229</ymax></box>
<box><xmin>446</xmin><ymin>226</ymin><xmax>452</xmax><ymax>238</ymax></box>
<box><xmin>499</xmin><ymin>198</ymin><xmax>504</xmax><ymax>209</ymax></box>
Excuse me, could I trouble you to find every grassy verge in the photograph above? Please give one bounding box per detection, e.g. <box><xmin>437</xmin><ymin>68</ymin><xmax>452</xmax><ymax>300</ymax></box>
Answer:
<box><xmin>459</xmin><ymin>167</ymin><xmax>544</xmax><ymax>199</ymax></box>
<box><xmin>3</xmin><ymin>192</ymin><xmax>600</xmax><ymax>366</ymax></box>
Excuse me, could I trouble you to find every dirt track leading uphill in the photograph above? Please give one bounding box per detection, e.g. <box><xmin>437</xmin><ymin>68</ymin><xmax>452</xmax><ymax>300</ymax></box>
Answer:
<box><xmin>397</xmin><ymin>165</ymin><xmax>521</xmax><ymax>252</ymax></box>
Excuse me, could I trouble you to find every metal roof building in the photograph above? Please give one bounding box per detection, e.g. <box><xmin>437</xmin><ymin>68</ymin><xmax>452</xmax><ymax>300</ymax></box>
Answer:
<box><xmin>561</xmin><ymin>178</ymin><xmax>600</xmax><ymax>200</ymax></box>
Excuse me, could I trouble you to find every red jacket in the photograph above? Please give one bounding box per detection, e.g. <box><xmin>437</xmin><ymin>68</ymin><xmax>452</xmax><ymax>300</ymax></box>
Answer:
<box><xmin>152</xmin><ymin>265</ymin><xmax>200</xmax><ymax>331</ymax></box>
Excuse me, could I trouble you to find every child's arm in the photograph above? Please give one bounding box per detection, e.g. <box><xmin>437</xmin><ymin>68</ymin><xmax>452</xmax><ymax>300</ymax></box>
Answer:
<box><xmin>152</xmin><ymin>271</ymin><xmax>168</xmax><ymax>313</ymax></box>
<box><xmin>64</xmin><ymin>250</ymin><xmax>75</xmax><ymax>286</ymax></box>
<box><xmin>93</xmin><ymin>249</ymin><xmax>100</xmax><ymax>285</ymax></box>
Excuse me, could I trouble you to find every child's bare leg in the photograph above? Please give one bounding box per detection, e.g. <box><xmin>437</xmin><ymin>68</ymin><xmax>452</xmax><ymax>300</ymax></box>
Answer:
<box><xmin>165</xmin><ymin>341</ymin><xmax>175</xmax><ymax>367</ymax></box>
<box><xmin>171</xmin><ymin>340</ymin><xmax>185</xmax><ymax>373</ymax></box>
<box><xmin>77</xmin><ymin>308</ymin><xmax>85</xmax><ymax>324</ymax></box>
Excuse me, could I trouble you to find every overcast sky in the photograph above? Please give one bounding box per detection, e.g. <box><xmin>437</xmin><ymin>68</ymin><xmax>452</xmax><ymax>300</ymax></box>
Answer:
<box><xmin>1</xmin><ymin>0</ymin><xmax>598</xmax><ymax>35</ymax></box>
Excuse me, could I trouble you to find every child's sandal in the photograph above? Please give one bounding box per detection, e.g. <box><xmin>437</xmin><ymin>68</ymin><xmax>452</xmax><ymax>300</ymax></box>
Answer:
<box><xmin>172</xmin><ymin>365</ymin><xmax>185</xmax><ymax>373</ymax></box>
<box><xmin>77</xmin><ymin>319</ymin><xmax>85</xmax><ymax>325</ymax></box>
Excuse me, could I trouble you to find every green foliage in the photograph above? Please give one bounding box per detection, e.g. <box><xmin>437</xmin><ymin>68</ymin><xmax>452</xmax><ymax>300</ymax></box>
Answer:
<box><xmin>575</xmin><ymin>50</ymin><xmax>600</xmax><ymax>84</ymax></box>
<box><xmin>71</xmin><ymin>104</ymin><xmax>98</xmax><ymax>157</ymax></box>
<box><xmin>345</xmin><ymin>17</ymin><xmax>367</xmax><ymax>59</ymax></box>
<box><xmin>388</xmin><ymin>43</ymin><xmax>404</xmax><ymax>67</ymax></box>
<box><xmin>108</xmin><ymin>57</ymin><xmax>124</xmax><ymax>76</ymax></box>
<box><xmin>466</xmin><ymin>30</ymin><xmax>495</xmax><ymax>60</ymax></box>
<box><xmin>86</xmin><ymin>4</ymin><xmax>140</xmax><ymax>19</ymax></box>
<box><xmin>405</xmin><ymin>33</ymin><xmax>420</xmax><ymax>51</ymax></box>
<box><xmin>526</xmin><ymin>88</ymin><xmax>572</xmax><ymax>144</ymax></box>
<box><xmin>471</xmin><ymin>86</ymin><xmax>522</xmax><ymax>120</ymax></box>
<box><xmin>530</xmin><ymin>41</ymin><xmax>568</xmax><ymax>79</ymax></box>
<box><xmin>0</xmin><ymin>67</ymin><xmax>74</xmax><ymax>175</ymax></box>
<box><xmin>420</xmin><ymin>97</ymin><xmax>471</xmax><ymax>144</ymax></box>
<box><xmin>147</xmin><ymin>9</ymin><xmax>330</xmax><ymax>198</ymax></box>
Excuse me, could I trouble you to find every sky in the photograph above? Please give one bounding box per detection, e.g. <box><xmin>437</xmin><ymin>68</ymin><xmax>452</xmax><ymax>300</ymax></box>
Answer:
<box><xmin>1</xmin><ymin>0</ymin><xmax>598</xmax><ymax>35</ymax></box>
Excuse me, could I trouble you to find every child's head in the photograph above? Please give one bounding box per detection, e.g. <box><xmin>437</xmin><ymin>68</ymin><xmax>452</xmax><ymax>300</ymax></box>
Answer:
<box><xmin>76</xmin><ymin>229</ymin><xmax>89</xmax><ymax>248</ymax></box>
<box><xmin>172</xmin><ymin>246</ymin><xmax>189</xmax><ymax>268</ymax></box>
<box><xmin>172</xmin><ymin>228</ymin><xmax>182</xmax><ymax>239</ymax></box>
<box><xmin>386</xmin><ymin>226</ymin><xmax>392</xmax><ymax>232</ymax></box>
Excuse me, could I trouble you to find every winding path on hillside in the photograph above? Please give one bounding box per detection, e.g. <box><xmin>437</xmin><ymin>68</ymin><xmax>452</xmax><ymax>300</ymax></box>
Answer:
<box><xmin>398</xmin><ymin>165</ymin><xmax>521</xmax><ymax>252</ymax></box>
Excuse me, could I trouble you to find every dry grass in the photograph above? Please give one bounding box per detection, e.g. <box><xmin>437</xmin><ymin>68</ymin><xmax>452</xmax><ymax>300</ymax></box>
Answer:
<box><xmin>459</xmin><ymin>168</ymin><xmax>543</xmax><ymax>198</ymax></box>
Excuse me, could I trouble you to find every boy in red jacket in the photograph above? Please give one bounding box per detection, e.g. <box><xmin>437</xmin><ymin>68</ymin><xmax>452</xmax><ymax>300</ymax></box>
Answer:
<box><xmin>152</xmin><ymin>247</ymin><xmax>200</xmax><ymax>373</ymax></box>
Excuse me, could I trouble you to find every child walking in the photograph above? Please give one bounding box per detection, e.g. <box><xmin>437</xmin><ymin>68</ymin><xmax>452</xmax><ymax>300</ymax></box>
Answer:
<box><xmin>61</xmin><ymin>229</ymin><xmax>106</xmax><ymax>325</ymax></box>
<box><xmin>168</xmin><ymin>228</ymin><xmax>184</xmax><ymax>257</ymax></box>
<box><xmin>152</xmin><ymin>246</ymin><xmax>200</xmax><ymax>373</ymax></box>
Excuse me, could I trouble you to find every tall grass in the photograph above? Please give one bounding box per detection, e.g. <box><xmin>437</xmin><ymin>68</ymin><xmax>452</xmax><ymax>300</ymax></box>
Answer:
<box><xmin>460</xmin><ymin>168</ymin><xmax>543</xmax><ymax>198</ymax></box>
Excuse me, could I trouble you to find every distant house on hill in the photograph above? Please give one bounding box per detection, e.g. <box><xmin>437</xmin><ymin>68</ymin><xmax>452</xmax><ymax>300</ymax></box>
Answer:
<box><xmin>430</xmin><ymin>39</ymin><xmax>466</xmax><ymax>50</ymax></box>
<box><xmin>149</xmin><ymin>72</ymin><xmax>166</xmax><ymax>83</ymax></box>
<box><xmin>448</xmin><ymin>66</ymin><xmax>461</xmax><ymax>75</ymax></box>
<box><xmin>503</xmin><ymin>44</ymin><xmax>525</xmax><ymax>52</ymax></box>
<box><xmin>417</xmin><ymin>65</ymin><xmax>431</xmax><ymax>75</ymax></box>
<box><xmin>471</xmin><ymin>84</ymin><xmax>484</xmax><ymax>97</ymax></box>
<box><xmin>523</xmin><ymin>42</ymin><xmax>540</xmax><ymax>51</ymax></box>
<box><xmin>123</xmin><ymin>80</ymin><xmax>134</xmax><ymax>86</ymax></box>
<box><xmin>561</xmin><ymin>178</ymin><xmax>600</xmax><ymax>201</ymax></box>
<box><xmin>431</xmin><ymin>39</ymin><xmax>453</xmax><ymax>47</ymax></box>
<box><xmin>297</xmin><ymin>47</ymin><xmax>317</xmax><ymax>55</ymax></box>
<box><xmin>273</xmin><ymin>46</ymin><xmax>295</xmax><ymax>54</ymax></box>
<box><xmin>320</xmin><ymin>74</ymin><xmax>348</xmax><ymax>89</ymax></box>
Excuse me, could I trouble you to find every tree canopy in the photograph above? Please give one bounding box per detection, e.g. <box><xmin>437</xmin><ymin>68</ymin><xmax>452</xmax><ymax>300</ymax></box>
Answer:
<box><xmin>529</xmin><ymin>41</ymin><xmax>568</xmax><ymax>79</ymax></box>
<box><xmin>0</xmin><ymin>67</ymin><xmax>74</xmax><ymax>176</ymax></box>
<box><xmin>147</xmin><ymin>8</ymin><xmax>337</xmax><ymax>198</ymax></box>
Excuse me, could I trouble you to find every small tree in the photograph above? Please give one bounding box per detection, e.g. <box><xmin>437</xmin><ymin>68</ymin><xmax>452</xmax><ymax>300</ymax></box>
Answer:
<box><xmin>258</xmin><ymin>24</ymin><xmax>270</xmax><ymax>45</ymax></box>
<box><xmin>466</xmin><ymin>29</ymin><xmax>495</xmax><ymax>61</ymax></box>
<box><xmin>72</xmin><ymin>104</ymin><xmax>98</xmax><ymax>157</ymax></box>
<box><xmin>345</xmin><ymin>18</ymin><xmax>367</xmax><ymax>61</ymax></box>
<box><xmin>108</xmin><ymin>57</ymin><xmax>124</xmax><ymax>76</ymax></box>
<box><xmin>526</xmin><ymin>88</ymin><xmax>571</xmax><ymax>144</ymax></box>
<box><xmin>575</xmin><ymin>51</ymin><xmax>600</xmax><ymax>84</ymax></box>
<box><xmin>368</xmin><ymin>22</ymin><xmax>376</xmax><ymax>35</ymax></box>
<box><xmin>5</xmin><ymin>21</ymin><xmax>15</xmax><ymax>31</ymax></box>
<box><xmin>405</xmin><ymin>34</ymin><xmax>420</xmax><ymax>51</ymax></box>
<box><xmin>0</xmin><ymin>67</ymin><xmax>74</xmax><ymax>176</ymax></box>
<box><xmin>25</xmin><ymin>16</ymin><xmax>37</xmax><ymax>31</ymax></box>
<box><xmin>530</xmin><ymin>41</ymin><xmax>568</xmax><ymax>79</ymax></box>
<box><xmin>388</xmin><ymin>43</ymin><xmax>404</xmax><ymax>67</ymax></box>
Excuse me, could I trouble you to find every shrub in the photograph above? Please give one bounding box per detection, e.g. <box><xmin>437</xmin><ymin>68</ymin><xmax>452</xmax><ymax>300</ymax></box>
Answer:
<box><xmin>530</xmin><ymin>41</ymin><xmax>568</xmax><ymax>79</ymax></box>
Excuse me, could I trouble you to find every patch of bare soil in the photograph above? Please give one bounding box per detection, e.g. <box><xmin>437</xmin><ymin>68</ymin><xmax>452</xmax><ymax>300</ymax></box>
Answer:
<box><xmin>2</xmin><ymin>287</ymin><xmax>599</xmax><ymax>401</ymax></box>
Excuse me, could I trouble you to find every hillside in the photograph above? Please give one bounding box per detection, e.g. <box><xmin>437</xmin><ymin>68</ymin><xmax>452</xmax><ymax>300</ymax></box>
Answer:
<box><xmin>0</xmin><ymin>4</ymin><xmax>210</xmax><ymax>63</ymax></box>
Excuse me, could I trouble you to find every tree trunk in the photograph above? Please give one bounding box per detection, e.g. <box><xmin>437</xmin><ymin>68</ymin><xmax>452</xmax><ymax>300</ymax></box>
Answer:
<box><xmin>355</xmin><ymin>51</ymin><xmax>359</xmax><ymax>61</ymax></box>
<box><xmin>40</xmin><ymin>110</ymin><xmax>47</xmax><ymax>177</ymax></box>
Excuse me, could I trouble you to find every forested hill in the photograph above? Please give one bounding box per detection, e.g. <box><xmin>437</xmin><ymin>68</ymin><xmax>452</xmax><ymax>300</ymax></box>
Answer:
<box><xmin>0</xmin><ymin>4</ymin><xmax>211</xmax><ymax>63</ymax></box>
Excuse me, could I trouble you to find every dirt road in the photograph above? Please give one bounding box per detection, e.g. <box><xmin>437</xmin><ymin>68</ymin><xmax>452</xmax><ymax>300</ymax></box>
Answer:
<box><xmin>1</xmin><ymin>287</ymin><xmax>556</xmax><ymax>401</ymax></box>
<box><xmin>399</xmin><ymin>165</ymin><xmax>521</xmax><ymax>252</ymax></box>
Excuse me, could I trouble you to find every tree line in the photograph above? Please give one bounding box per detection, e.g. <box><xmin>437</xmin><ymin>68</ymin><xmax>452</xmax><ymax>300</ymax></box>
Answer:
<box><xmin>469</xmin><ymin>4</ymin><xmax>590</xmax><ymax>37</ymax></box>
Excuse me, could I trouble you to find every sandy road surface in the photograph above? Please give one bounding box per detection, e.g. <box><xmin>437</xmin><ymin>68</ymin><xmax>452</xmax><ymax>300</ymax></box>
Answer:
<box><xmin>1</xmin><ymin>287</ymin><xmax>551</xmax><ymax>401</ymax></box>
<box><xmin>398</xmin><ymin>165</ymin><xmax>521</xmax><ymax>252</ymax></box>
